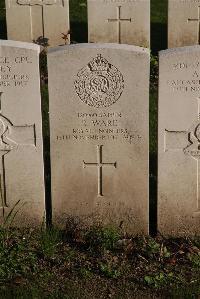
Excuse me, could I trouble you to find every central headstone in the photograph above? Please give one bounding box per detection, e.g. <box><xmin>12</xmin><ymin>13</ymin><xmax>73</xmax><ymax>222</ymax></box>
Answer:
<box><xmin>5</xmin><ymin>0</ymin><xmax>70</xmax><ymax>47</ymax></box>
<box><xmin>0</xmin><ymin>40</ymin><xmax>45</xmax><ymax>226</ymax></box>
<box><xmin>87</xmin><ymin>0</ymin><xmax>150</xmax><ymax>47</ymax></box>
<box><xmin>48</xmin><ymin>44</ymin><xmax>149</xmax><ymax>234</ymax></box>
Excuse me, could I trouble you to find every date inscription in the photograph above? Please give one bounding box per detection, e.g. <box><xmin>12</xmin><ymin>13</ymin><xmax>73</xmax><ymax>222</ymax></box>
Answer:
<box><xmin>0</xmin><ymin>56</ymin><xmax>32</xmax><ymax>88</ymax></box>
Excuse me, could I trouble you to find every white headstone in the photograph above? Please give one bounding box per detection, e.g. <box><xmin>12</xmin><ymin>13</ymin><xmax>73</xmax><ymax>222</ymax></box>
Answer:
<box><xmin>87</xmin><ymin>0</ymin><xmax>150</xmax><ymax>47</ymax></box>
<box><xmin>168</xmin><ymin>0</ymin><xmax>200</xmax><ymax>48</ymax></box>
<box><xmin>48</xmin><ymin>43</ymin><xmax>149</xmax><ymax>234</ymax></box>
<box><xmin>0</xmin><ymin>40</ymin><xmax>45</xmax><ymax>226</ymax></box>
<box><xmin>5</xmin><ymin>0</ymin><xmax>70</xmax><ymax>47</ymax></box>
<box><xmin>158</xmin><ymin>46</ymin><xmax>200</xmax><ymax>236</ymax></box>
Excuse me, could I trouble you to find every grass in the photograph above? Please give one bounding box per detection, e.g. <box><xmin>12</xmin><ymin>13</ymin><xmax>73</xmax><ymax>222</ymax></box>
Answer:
<box><xmin>0</xmin><ymin>226</ymin><xmax>198</xmax><ymax>298</ymax></box>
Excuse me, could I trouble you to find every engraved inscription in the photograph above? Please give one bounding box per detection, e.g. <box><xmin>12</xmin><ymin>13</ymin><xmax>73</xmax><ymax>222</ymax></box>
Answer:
<box><xmin>164</xmin><ymin>97</ymin><xmax>200</xmax><ymax>215</ymax></box>
<box><xmin>83</xmin><ymin>145</ymin><xmax>117</xmax><ymax>197</ymax></box>
<box><xmin>56</xmin><ymin>111</ymin><xmax>142</xmax><ymax>144</ymax></box>
<box><xmin>0</xmin><ymin>92</ymin><xmax>36</xmax><ymax>209</ymax></box>
<box><xmin>167</xmin><ymin>65</ymin><xmax>200</xmax><ymax>93</ymax></box>
<box><xmin>0</xmin><ymin>56</ymin><xmax>31</xmax><ymax>88</ymax></box>
<box><xmin>107</xmin><ymin>6</ymin><xmax>132</xmax><ymax>44</ymax></box>
<box><xmin>74</xmin><ymin>54</ymin><xmax>124</xmax><ymax>108</ymax></box>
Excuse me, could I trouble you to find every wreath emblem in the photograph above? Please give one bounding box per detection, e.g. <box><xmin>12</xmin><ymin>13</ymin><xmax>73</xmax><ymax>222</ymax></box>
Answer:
<box><xmin>74</xmin><ymin>54</ymin><xmax>124</xmax><ymax>108</ymax></box>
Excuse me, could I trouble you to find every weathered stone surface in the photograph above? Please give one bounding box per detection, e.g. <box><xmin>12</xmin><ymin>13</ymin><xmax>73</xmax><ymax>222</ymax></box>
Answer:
<box><xmin>168</xmin><ymin>0</ymin><xmax>200</xmax><ymax>48</ymax></box>
<box><xmin>48</xmin><ymin>43</ymin><xmax>149</xmax><ymax>234</ymax></box>
<box><xmin>158</xmin><ymin>46</ymin><xmax>200</xmax><ymax>236</ymax></box>
<box><xmin>5</xmin><ymin>0</ymin><xmax>70</xmax><ymax>47</ymax></box>
<box><xmin>87</xmin><ymin>0</ymin><xmax>150</xmax><ymax>47</ymax></box>
<box><xmin>0</xmin><ymin>40</ymin><xmax>45</xmax><ymax>226</ymax></box>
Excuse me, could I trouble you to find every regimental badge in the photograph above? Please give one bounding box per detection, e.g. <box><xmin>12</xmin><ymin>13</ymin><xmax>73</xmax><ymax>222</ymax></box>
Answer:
<box><xmin>184</xmin><ymin>122</ymin><xmax>200</xmax><ymax>160</ymax></box>
<box><xmin>74</xmin><ymin>54</ymin><xmax>124</xmax><ymax>108</ymax></box>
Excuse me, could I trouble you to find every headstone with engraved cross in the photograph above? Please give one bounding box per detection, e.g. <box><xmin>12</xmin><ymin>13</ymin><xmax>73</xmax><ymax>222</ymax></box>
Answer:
<box><xmin>168</xmin><ymin>0</ymin><xmax>200</xmax><ymax>48</ymax></box>
<box><xmin>158</xmin><ymin>46</ymin><xmax>200</xmax><ymax>236</ymax></box>
<box><xmin>48</xmin><ymin>43</ymin><xmax>149</xmax><ymax>234</ymax></box>
<box><xmin>87</xmin><ymin>0</ymin><xmax>150</xmax><ymax>47</ymax></box>
<box><xmin>0</xmin><ymin>40</ymin><xmax>45</xmax><ymax>226</ymax></box>
<box><xmin>5</xmin><ymin>0</ymin><xmax>70</xmax><ymax>47</ymax></box>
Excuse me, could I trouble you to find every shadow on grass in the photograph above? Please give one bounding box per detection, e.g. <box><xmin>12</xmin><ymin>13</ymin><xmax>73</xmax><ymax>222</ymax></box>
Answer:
<box><xmin>151</xmin><ymin>22</ymin><xmax>167</xmax><ymax>54</ymax></box>
<box><xmin>69</xmin><ymin>0</ymin><xmax>88</xmax><ymax>43</ymax></box>
<box><xmin>149</xmin><ymin>153</ymin><xmax>157</xmax><ymax>235</ymax></box>
<box><xmin>149</xmin><ymin>86</ymin><xmax>158</xmax><ymax>235</ymax></box>
<box><xmin>70</xmin><ymin>21</ymin><xmax>88</xmax><ymax>43</ymax></box>
<box><xmin>41</xmin><ymin>84</ymin><xmax>52</xmax><ymax>227</ymax></box>
<box><xmin>0</xmin><ymin>8</ymin><xmax>7</xmax><ymax>40</ymax></box>
<box><xmin>43</xmin><ymin>135</ymin><xmax>51</xmax><ymax>227</ymax></box>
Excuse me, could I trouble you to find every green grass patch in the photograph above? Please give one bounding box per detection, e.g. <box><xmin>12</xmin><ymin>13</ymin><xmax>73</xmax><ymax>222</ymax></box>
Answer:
<box><xmin>151</xmin><ymin>0</ymin><xmax>168</xmax><ymax>24</ymax></box>
<box><xmin>0</xmin><ymin>226</ymin><xmax>198</xmax><ymax>298</ymax></box>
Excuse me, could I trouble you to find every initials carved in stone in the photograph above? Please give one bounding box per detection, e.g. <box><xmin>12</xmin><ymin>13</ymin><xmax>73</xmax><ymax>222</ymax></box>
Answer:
<box><xmin>74</xmin><ymin>54</ymin><xmax>124</xmax><ymax>108</ymax></box>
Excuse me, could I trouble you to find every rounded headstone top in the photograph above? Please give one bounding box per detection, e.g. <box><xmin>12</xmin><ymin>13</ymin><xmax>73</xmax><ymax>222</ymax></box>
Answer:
<box><xmin>0</xmin><ymin>40</ymin><xmax>41</xmax><ymax>53</ymax></box>
<box><xmin>48</xmin><ymin>43</ymin><xmax>150</xmax><ymax>56</ymax></box>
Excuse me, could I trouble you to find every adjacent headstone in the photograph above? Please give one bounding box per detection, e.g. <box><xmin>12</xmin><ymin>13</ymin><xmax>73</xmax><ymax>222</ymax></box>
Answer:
<box><xmin>168</xmin><ymin>0</ymin><xmax>200</xmax><ymax>48</ymax></box>
<box><xmin>158</xmin><ymin>46</ymin><xmax>200</xmax><ymax>236</ymax></box>
<box><xmin>87</xmin><ymin>0</ymin><xmax>150</xmax><ymax>48</ymax></box>
<box><xmin>48</xmin><ymin>43</ymin><xmax>149</xmax><ymax>234</ymax></box>
<box><xmin>5</xmin><ymin>0</ymin><xmax>70</xmax><ymax>47</ymax></box>
<box><xmin>0</xmin><ymin>40</ymin><xmax>45</xmax><ymax>226</ymax></box>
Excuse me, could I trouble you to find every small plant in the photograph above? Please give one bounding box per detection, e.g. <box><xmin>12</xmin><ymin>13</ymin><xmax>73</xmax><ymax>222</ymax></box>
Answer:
<box><xmin>3</xmin><ymin>200</ymin><xmax>26</xmax><ymax>229</ymax></box>
<box><xmin>33</xmin><ymin>36</ymin><xmax>49</xmax><ymax>47</ymax></box>
<box><xmin>150</xmin><ymin>53</ymin><xmax>158</xmax><ymax>90</ymax></box>
<box><xmin>64</xmin><ymin>248</ymin><xmax>77</xmax><ymax>261</ymax></box>
<box><xmin>61</xmin><ymin>30</ymin><xmax>70</xmax><ymax>45</ymax></box>
<box><xmin>40</xmin><ymin>49</ymin><xmax>48</xmax><ymax>85</ymax></box>
<box><xmin>188</xmin><ymin>253</ymin><xmax>200</xmax><ymax>268</ymax></box>
<box><xmin>99</xmin><ymin>262</ymin><xmax>121</xmax><ymax>279</ymax></box>
<box><xmin>161</xmin><ymin>245</ymin><xmax>171</xmax><ymax>258</ymax></box>
<box><xmin>79</xmin><ymin>267</ymin><xmax>92</xmax><ymax>279</ymax></box>
<box><xmin>143</xmin><ymin>238</ymin><xmax>171</xmax><ymax>260</ymax></box>
<box><xmin>146</xmin><ymin>238</ymin><xmax>160</xmax><ymax>256</ymax></box>
<box><xmin>144</xmin><ymin>272</ymin><xmax>174</xmax><ymax>289</ymax></box>
<box><xmin>85</xmin><ymin>226</ymin><xmax>120</xmax><ymax>253</ymax></box>
<box><xmin>39</xmin><ymin>227</ymin><xmax>61</xmax><ymax>258</ymax></box>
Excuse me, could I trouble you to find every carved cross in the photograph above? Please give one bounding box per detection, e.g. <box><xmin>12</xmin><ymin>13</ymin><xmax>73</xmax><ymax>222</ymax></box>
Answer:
<box><xmin>165</xmin><ymin>97</ymin><xmax>200</xmax><ymax>215</ymax></box>
<box><xmin>107</xmin><ymin>6</ymin><xmax>132</xmax><ymax>44</ymax></box>
<box><xmin>188</xmin><ymin>6</ymin><xmax>200</xmax><ymax>44</ymax></box>
<box><xmin>83</xmin><ymin>145</ymin><xmax>117</xmax><ymax>197</ymax></box>
<box><xmin>16</xmin><ymin>0</ymin><xmax>58</xmax><ymax>41</ymax></box>
<box><xmin>0</xmin><ymin>92</ymin><xmax>36</xmax><ymax>209</ymax></box>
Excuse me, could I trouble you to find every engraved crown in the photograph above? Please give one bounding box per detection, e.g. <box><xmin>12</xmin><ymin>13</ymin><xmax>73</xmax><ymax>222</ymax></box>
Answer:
<box><xmin>88</xmin><ymin>54</ymin><xmax>110</xmax><ymax>72</ymax></box>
